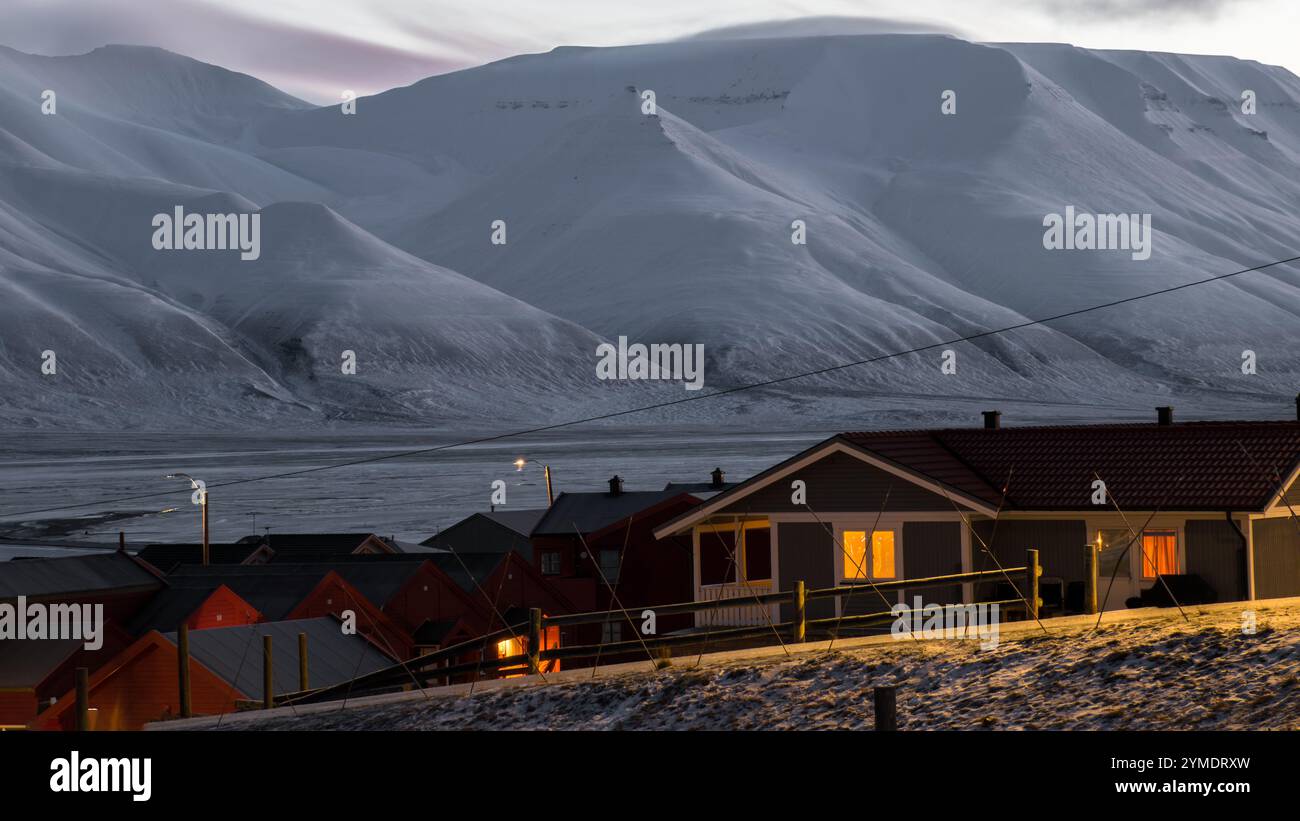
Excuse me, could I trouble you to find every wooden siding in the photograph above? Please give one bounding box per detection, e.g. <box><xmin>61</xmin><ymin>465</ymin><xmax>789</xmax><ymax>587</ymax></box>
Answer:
<box><xmin>1185</xmin><ymin>519</ymin><xmax>1246</xmax><ymax>603</ymax></box>
<box><xmin>717</xmin><ymin>450</ymin><xmax>953</xmax><ymax>515</ymax></box>
<box><xmin>777</xmin><ymin>523</ymin><xmax>836</xmax><ymax>620</ymax></box>
<box><xmin>1253</xmin><ymin>518</ymin><xmax>1300</xmax><ymax>600</ymax></box>
<box><xmin>973</xmin><ymin>519</ymin><xmax>1086</xmax><ymax>600</ymax></box>
<box><xmin>36</xmin><ymin>636</ymin><xmax>242</xmax><ymax>731</ymax></box>
<box><xmin>902</xmin><ymin>521</ymin><xmax>963</xmax><ymax>606</ymax></box>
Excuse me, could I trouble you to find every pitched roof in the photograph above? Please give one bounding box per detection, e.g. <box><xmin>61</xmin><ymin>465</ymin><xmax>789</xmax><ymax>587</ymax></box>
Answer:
<box><xmin>234</xmin><ymin>533</ymin><xmax>394</xmax><ymax>551</ymax></box>
<box><xmin>842</xmin><ymin>420</ymin><xmax>1300</xmax><ymax>511</ymax></box>
<box><xmin>135</xmin><ymin>543</ymin><xmax>261</xmax><ymax>573</ymax></box>
<box><xmin>161</xmin><ymin>566</ymin><xmax>333</xmax><ymax>620</ymax></box>
<box><xmin>425</xmin><ymin>552</ymin><xmax>505</xmax><ymax>594</ymax></box>
<box><xmin>161</xmin><ymin>617</ymin><xmax>392</xmax><ymax>697</ymax></box>
<box><xmin>481</xmin><ymin>509</ymin><xmax>547</xmax><ymax>536</ymax></box>
<box><xmin>532</xmin><ymin>490</ymin><xmax>686</xmax><ymax>536</ymax></box>
<box><xmin>0</xmin><ymin>552</ymin><xmax>161</xmax><ymax>600</ymax></box>
<box><xmin>128</xmin><ymin>585</ymin><xmax>226</xmax><ymax>634</ymax></box>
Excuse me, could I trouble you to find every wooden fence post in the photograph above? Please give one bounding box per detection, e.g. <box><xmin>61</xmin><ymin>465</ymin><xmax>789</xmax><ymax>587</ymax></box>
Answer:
<box><xmin>298</xmin><ymin>632</ymin><xmax>309</xmax><ymax>692</ymax></box>
<box><xmin>527</xmin><ymin>608</ymin><xmax>542</xmax><ymax>675</ymax></box>
<box><xmin>1084</xmin><ymin>543</ymin><xmax>1099</xmax><ymax>615</ymax></box>
<box><xmin>263</xmin><ymin>635</ymin><xmax>274</xmax><ymax>709</ymax></box>
<box><xmin>1026</xmin><ymin>549</ymin><xmax>1040</xmax><ymax>621</ymax></box>
<box><xmin>75</xmin><ymin>667</ymin><xmax>89</xmax><ymax>731</ymax></box>
<box><xmin>178</xmin><ymin>623</ymin><xmax>192</xmax><ymax>718</ymax></box>
<box><xmin>792</xmin><ymin>580</ymin><xmax>806</xmax><ymax>642</ymax></box>
<box><xmin>873</xmin><ymin>685</ymin><xmax>898</xmax><ymax>731</ymax></box>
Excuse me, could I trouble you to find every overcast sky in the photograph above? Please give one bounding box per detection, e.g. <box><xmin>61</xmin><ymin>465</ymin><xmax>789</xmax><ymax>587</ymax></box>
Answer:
<box><xmin>2</xmin><ymin>0</ymin><xmax>1295</xmax><ymax>103</ymax></box>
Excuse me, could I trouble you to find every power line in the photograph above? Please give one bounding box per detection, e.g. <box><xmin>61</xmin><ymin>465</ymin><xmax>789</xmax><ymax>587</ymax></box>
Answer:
<box><xmin>3</xmin><ymin>252</ymin><xmax>1298</xmax><ymax>521</ymax></box>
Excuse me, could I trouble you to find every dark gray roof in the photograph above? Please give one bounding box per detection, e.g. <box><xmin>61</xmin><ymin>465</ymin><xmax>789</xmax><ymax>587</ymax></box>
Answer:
<box><xmin>419</xmin><ymin>509</ymin><xmax>546</xmax><ymax>549</ymax></box>
<box><xmin>162</xmin><ymin>617</ymin><xmax>392</xmax><ymax>697</ymax></box>
<box><xmin>425</xmin><ymin>553</ymin><xmax>504</xmax><ymax>594</ymax></box>
<box><xmin>0</xmin><ymin>553</ymin><xmax>161</xmax><ymax>600</ymax></box>
<box><xmin>662</xmin><ymin>481</ymin><xmax>739</xmax><ymax>495</ymax></box>
<box><xmin>481</xmin><ymin>509</ymin><xmax>547</xmax><ymax>536</ymax></box>
<box><xmin>275</xmin><ymin>561</ymin><xmax>427</xmax><ymax>607</ymax></box>
<box><xmin>532</xmin><ymin>490</ymin><xmax>684</xmax><ymax>536</ymax></box>
<box><xmin>0</xmin><ymin>638</ymin><xmax>82</xmax><ymax>688</ymax></box>
<box><xmin>135</xmin><ymin>543</ymin><xmax>260</xmax><ymax>572</ymax></box>
<box><xmin>234</xmin><ymin>533</ymin><xmax>392</xmax><ymax>551</ymax></box>
<box><xmin>162</xmin><ymin>565</ymin><xmax>331</xmax><ymax>620</ymax></box>
<box><xmin>127</xmin><ymin>585</ymin><xmax>238</xmax><ymax>634</ymax></box>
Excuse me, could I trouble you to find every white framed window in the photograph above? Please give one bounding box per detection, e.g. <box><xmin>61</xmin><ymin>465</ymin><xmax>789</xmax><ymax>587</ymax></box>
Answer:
<box><xmin>540</xmin><ymin>551</ymin><xmax>561</xmax><ymax>575</ymax></box>
<box><xmin>840</xmin><ymin>526</ymin><xmax>898</xmax><ymax>581</ymax></box>
<box><xmin>1140</xmin><ymin>530</ymin><xmax>1178</xmax><ymax>580</ymax></box>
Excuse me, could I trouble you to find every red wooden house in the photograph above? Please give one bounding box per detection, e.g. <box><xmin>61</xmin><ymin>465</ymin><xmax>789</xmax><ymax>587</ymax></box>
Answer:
<box><xmin>529</xmin><ymin>478</ymin><xmax>701</xmax><ymax>646</ymax></box>
<box><xmin>34</xmin><ymin>616</ymin><xmax>394</xmax><ymax>731</ymax></box>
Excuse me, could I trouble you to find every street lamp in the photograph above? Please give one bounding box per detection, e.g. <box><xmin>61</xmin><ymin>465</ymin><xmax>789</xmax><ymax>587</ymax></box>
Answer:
<box><xmin>514</xmin><ymin>458</ymin><xmax>554</xmax><ymax>507</ymax></box>
<box><xmin>165</xmin><ymin>473</ymin><xmax>209</xmax><ymax>565</ymax></box>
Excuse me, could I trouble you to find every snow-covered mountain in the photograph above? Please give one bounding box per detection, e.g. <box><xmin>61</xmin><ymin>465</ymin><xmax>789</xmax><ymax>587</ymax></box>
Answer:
<box><xmin>1</xmin><ymin>34</ymin><xmax>1298</xmax><ymax>429</ymax></box>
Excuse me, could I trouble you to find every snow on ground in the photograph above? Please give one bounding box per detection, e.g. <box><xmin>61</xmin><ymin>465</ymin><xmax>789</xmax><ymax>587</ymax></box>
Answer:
<box><xmin>201</xmin><ymin>601</ymin><xmax>1300</xmax><ymax>730</ymax></box>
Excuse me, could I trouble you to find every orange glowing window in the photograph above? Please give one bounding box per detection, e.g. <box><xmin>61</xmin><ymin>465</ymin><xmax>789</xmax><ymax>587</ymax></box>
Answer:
<box><xmin>1141</xmin><ymin>531</ymin><xmax>1177</xmax><ymax>580</ymax></box>
<box><xmin>843</xmin><ymin>531</ymin><xmax>868</xmax><ymax>579</ymax></box>
<box><xmin>843</xmin><ymin>530</ymin><xmax>896</xmax><ymax>580</ymax></box>
<box><xmin>872</xmin><ymin>531</ymin><xmax>896</xmax><ymax>579</ymax></box>
<box><xmin>496</xmin><ymin>637</ymin><xmax>523</xmax><ymax>658</ymax></box>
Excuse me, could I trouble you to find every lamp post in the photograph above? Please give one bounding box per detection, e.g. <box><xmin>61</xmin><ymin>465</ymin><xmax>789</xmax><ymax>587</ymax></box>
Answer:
<box><xmin>514</xmin><ymin>458</ymin><xmax>554</xmax><ymax>507</ymax></box>
<box><xmin>165</xmin><ymin>473</ymin><xmax>209</xmax><ymax>565</ymax></box>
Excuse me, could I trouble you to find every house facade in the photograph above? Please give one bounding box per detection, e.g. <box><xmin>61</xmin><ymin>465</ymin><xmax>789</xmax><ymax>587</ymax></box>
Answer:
<box><xmin>654</xmin><ymin>409</ymin><xmax>1300</xmax><ymax>626</ymax></box>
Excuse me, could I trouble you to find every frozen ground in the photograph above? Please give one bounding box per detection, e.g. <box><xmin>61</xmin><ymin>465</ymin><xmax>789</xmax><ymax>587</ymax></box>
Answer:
<box><xmin>202</xmin><ymin>601</ymin><xmax>1300</xmax><ymax>730</ymax></box>
<box><xmin>0</xmin><ymin>428</ymin><xmax>825</xmax><ymax>545</ymax></box>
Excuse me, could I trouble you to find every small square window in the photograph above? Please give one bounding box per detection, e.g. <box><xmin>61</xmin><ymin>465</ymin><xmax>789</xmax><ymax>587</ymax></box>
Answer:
<box><xmin>1141</xmin><ymin>531</ymin><xmax>1177</xmax><ymax>580</ymax></box>
<box><xmin>540</xmin><ymin>552</ymin><xmax>561</xmax><ymax>575</ymax></box>
<box><xmin>601</xmin><ymin>621</ymin><xmax>622</xmax><ymax>644</ymax></box>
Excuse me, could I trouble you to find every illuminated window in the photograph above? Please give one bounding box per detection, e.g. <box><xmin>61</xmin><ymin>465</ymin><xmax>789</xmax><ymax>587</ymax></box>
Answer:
<box><xmin>844</xmin><ymin>531</ymin><xmax>868</xmax><ymax>579</ymax></box>
<box><xmin>843</xmin><ymin>529</ymin><xmax>897</xmax><ymax>580</ymax></box>
<box><xmin>1140</xmin><ymin>531</ymin><xmax>1177</xmax><ymax>580</ymax></box>
<box><xmin>496</xmin><ymin>637</ymin><xmax>523</xmax><ymax>658</ymax></box>
<box><xmin>872</xmin><ymin>531</ymin><xmax>896</xmax><ymax>579</ymax></box>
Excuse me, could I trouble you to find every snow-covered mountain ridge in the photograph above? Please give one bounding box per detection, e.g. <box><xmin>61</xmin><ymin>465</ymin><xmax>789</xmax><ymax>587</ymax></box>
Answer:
<box><xmin>1</xmin><ymin>35</ymin><xmax>1297</xmax><ymax>429</ymax></box>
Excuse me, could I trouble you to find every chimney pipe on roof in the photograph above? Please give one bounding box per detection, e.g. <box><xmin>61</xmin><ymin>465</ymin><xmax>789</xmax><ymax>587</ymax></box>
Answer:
<box><xmin>982</xmin><ymin>410</ymin><xmax>1001</xmax><ymax>430</ymax></box>
<box><xmin>1157</xmin><ymin>406</ymin><xmax>1174</xmax><ymax>426</ymax></box>
<box><xmin>608</xmin><ymin>475</ymin><xmax>624</xmax><ymax>496</ymax></box>
<box><xmin>710</xmin><ymin>467</ymin><xmax>725</xmax><ymax>489</ymax></box>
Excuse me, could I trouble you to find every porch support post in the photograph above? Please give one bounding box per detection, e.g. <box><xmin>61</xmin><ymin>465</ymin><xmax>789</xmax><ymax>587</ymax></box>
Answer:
<box><xmin>1025</xmin><ymin>549</ymin><xmax>1040</xmax><ymax>621</ymax></box>
<box><xmin>792</xmin><ymin>580</ymin><xmax>806</xmax><ymax>642</ymax></box>
<box><xmin>527</xmin><ymin>608</ymin><xmax>542</xmax><ymax>675</ymax></box>
<box><xmin>1083</xmin><ymin>542</ymin><xmax>1098</xmax><ymax>615</ymax></box>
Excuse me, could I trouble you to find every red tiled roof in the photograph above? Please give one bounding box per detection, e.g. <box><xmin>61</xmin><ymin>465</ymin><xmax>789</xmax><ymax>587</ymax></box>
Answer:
<box><xmin>840</xmin><ymin>421</ymin><xmax>1300</xmax><ymax>512</ymax></box>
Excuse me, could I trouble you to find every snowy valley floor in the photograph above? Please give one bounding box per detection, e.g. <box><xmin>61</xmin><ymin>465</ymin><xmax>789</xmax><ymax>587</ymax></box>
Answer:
<box><xmin>177</xmin><ymin>600</ymin><xmax>1300</xmax><ymax>731</ymax></box>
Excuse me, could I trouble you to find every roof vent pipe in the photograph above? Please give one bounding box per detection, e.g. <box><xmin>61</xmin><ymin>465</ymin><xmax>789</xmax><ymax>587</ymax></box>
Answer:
<box><xmin>1157</xmin><ymin>406</ymin><xmax>1174</xmax><ymax>426</ymax></box>
<box><xmin>982</xmin><ymin>410</ymin><xmax>1001</xmax><ymax>430</ymax></box>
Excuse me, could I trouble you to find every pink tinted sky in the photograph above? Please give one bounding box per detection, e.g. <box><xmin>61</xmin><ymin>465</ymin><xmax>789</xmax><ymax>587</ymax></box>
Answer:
<box><xmin>1</xmin><ymin>0</ymin><xmax>1295</xmax><ymax>103</ymax></box>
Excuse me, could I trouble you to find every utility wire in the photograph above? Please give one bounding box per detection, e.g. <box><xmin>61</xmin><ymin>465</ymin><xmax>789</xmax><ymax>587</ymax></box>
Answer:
<box><xmin>4</xmin><ymin>253</ymin><xmax>1298</xmax><ymax>521</ymax></box>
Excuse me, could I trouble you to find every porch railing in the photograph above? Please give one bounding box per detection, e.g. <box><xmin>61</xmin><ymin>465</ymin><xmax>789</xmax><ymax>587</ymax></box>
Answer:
<box><xmin>698</xmin><ymin>580</ymin><xmax>775</xmax><ymax>627</ymax></box>
<box><xmin>280</xmin><ymin>550</ymin><xmax>1050</xmax><ymax>708</ymax></box>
